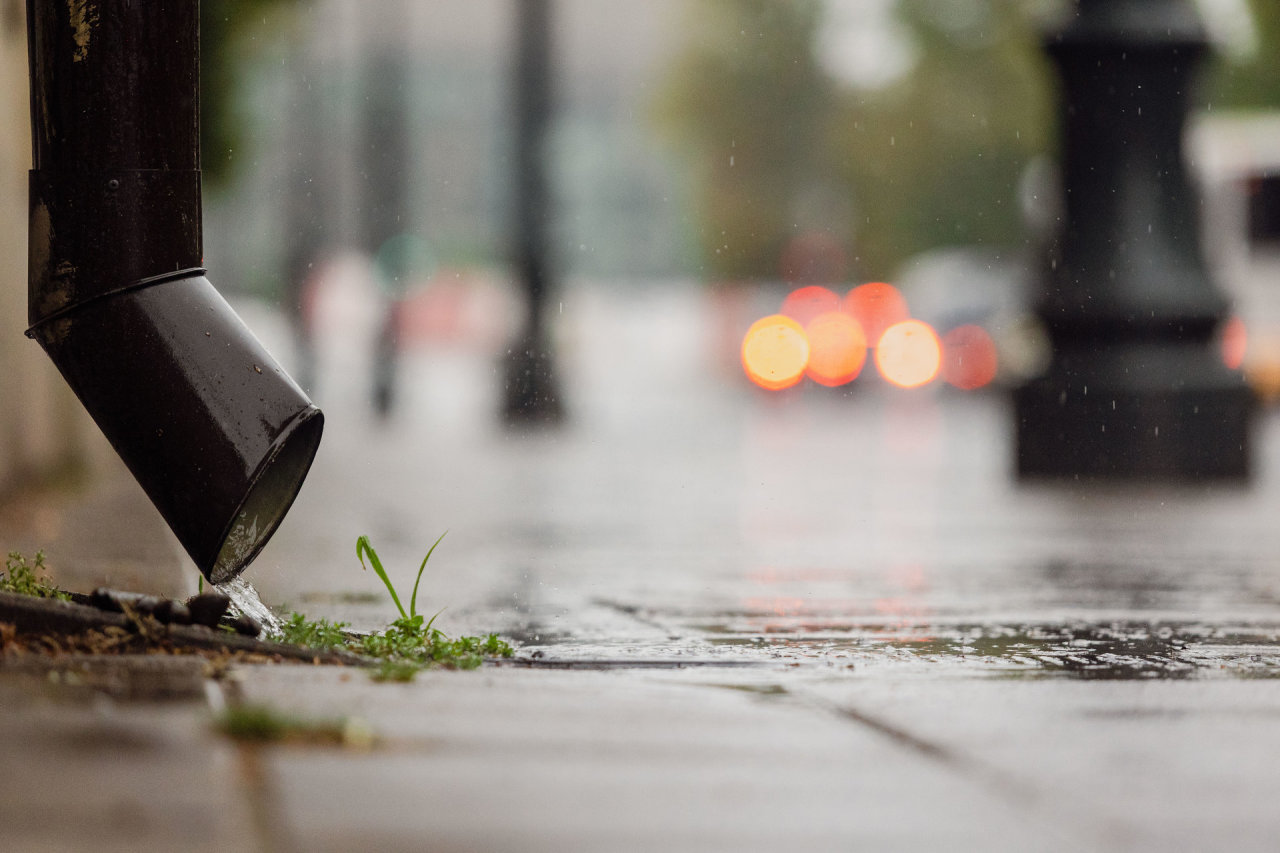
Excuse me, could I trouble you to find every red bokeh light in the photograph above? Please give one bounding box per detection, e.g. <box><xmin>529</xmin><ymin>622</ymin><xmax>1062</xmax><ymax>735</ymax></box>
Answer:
<box><xmin>780</xmin><ymin>286</ymin><xmax>842</xmax><ymax>327</ymax></box>
<box><xmin>844</xmin><ymin>282</ymin><xmax>910</xmax><ymax>347</ymax></box>
<box><xmin>1221</xmin><ymin>315</ymin><xmax>1247</xmax><ymax>371</ymax></box>
<box><xmin>941</xmin><ymin>324</ymin><xmax>999</xmax><ymax>390</ymax></box>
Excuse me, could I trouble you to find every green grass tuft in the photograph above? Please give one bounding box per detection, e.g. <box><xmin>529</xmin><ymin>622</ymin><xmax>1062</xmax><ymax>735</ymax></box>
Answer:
<box><xmin>370</xmin><ymin>659</ymin><xmax>423</xmax><ymax>683</ymax></box>
<box><xmin>351</xmin><ymin>615</ymin><xmax>515</xmax><ymax>678</ymax></box>
<box><xmin>356</xmin><ymin>531</ymin><xmax>447</xmax><ymax>621</ymax></box>
<box><xmin>206</xmin><ymin>536</ymin><xmax>516</xmax><ymax>682</ymax></box>
<box><xmin>1</xmin><ymin>552</ymin><xmax>70</xmax><ymax>601</ymax></box>
<box><xmin>348</xmin><ymin>535</ymin><xmax>515</xmax><ymax>680</ymax></box>
<box><xmin>215</xmin><ymin>704</ymin><xmax>356</xmax><ymax>746</ymax></box>
<box><xmin>277</xmin><ymin>612</ymin><xmax>351</xmax><ymax>650</ymax></box>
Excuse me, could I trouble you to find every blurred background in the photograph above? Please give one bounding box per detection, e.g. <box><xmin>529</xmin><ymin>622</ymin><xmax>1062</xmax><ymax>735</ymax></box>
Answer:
<box><xmin>200</xmin><ymin>0</ymin><xmax>1280</xmax><ymax>404</ymax></box>
<box><xmin>4</xmin><ymin>0</ymin><xmax>1280</xmax><ymax>603</ymax></box>
<box><xmin>210</xmin><ymin>0</ymin><xmax>1280</xmax><ymax>407</ymax></box>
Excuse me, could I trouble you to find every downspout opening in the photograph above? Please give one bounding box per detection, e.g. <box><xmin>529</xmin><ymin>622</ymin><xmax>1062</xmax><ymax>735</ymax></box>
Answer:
<box><xmin>210</xmin><ymin>405</ymin><xmax>323</xmax><ymax>583</ymax></box>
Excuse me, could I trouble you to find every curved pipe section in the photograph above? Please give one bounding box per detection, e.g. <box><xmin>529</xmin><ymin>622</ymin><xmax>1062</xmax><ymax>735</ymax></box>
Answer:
<box><xmin>25</xmin><ymin>1</ymin><xmax>322</xmax><ymax>581</ymax></box>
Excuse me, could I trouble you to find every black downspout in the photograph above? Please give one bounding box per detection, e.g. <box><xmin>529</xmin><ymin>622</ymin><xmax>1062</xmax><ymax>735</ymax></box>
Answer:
<box><xmin>24</xmin><ymin>1</ymin><xmax>323</xmax><ymax>582</ymax></box>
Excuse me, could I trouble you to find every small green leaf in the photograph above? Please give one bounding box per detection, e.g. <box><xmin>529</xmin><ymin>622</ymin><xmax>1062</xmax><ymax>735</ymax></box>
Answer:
<box><xmin>346</xmin><ymin>534</ymin><xmax>515</xmax><ymax>678</ymax></box>
<box><xmin>357</xmin><ymin>535</ymin><xmax>406</xmax><ymax>620</ymax></box>
<box><xmin>409</xmin><ymin>530</ymin><xmax>447</xmax><ymax>619</ymax></box>
<box><xmin>423</xmin><ymin>606</ymin><xmax>446</xmax><ymax>635</ymax></box>
<box><xmin>278</xmin><ymin>612</ymin><xmax>350</xmax><ymax>650</ymax></box>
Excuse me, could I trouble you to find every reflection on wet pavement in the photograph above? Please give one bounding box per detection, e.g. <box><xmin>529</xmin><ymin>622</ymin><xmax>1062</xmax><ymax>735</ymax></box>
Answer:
<box><xmin>509</xmin><ymin>603</ymin><xmax>1280</xmax><ymax>679</ymax></box>
<box><xmin>698</xmin><ymin>619</ymin><xmax>1280</xmax><ymax>679</ymax></box>
<box><xmin>249</xmin><ymin>281</ymin><xmax>1280</xmax><ymax>688</ymax></box>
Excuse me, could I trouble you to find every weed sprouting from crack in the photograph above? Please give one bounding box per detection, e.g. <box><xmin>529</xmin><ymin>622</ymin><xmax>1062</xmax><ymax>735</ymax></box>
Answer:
<box><xmin>357</xmin><ymin>530</ymin><xmax>446</xmax><ymax>622</ymax></box>
<box><xmin>351</xmin><ymin>533</ymin><xmax>513</xmax><ymax>677</ymax></box>
<box><xmin>278</xmin><ymin>612</ymin><xmax>350</xmax><ymax>650</ymax></box>
<box><xmin>277</xmin><ymin>535</ymin><xmax>514</xmax><ymax>680</ymax></box>
<box><xmin>0</xmin><ymin>539</ymin><xmax>512</xmax><ymax>682</ymax></box>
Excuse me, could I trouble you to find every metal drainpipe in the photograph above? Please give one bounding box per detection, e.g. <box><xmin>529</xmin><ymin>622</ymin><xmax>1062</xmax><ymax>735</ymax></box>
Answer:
<box><xmin>24</xmin><ymin>1</ymin><xmax>323</xmax><ymax>582</ymax></box>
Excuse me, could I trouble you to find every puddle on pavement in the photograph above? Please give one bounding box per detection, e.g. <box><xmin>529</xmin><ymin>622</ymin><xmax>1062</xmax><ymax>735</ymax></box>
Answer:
<box><xmin>693</xmin><ymin>619</ymin><xmax>1280</xmax><ymax>679</ymax></box>
<box><xmin>479</xmin><ymin>600</ymin><xmax>1280</xmax><ymax>679</ymax></box>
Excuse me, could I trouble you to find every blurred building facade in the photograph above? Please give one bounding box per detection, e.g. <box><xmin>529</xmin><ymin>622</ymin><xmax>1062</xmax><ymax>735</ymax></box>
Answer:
<box><xmin>204</xmin><ymin>0</ymin><xmax>692</xmax><ymax>303</ymax></box>
<box><xmin>0</xmin><ymin>0</ymin><xmax>99</xmax><ymax>499</ymax></box>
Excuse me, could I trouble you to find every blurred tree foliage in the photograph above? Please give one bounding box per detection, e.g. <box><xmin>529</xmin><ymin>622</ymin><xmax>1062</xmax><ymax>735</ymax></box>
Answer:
<box><xmin>201</xmin><ymin>0</ymin><xmax>301</xmax><ymax>187</ymax></box>
<box><xmin>1200</xmin><ymin>0</ymin><xmax>1280</xmax><ymax>110</ymax></box>
<box><xmin>658</xmin><ymin>0</ymin><xmax>1058</xmax><ymax>281</ymax></box>
<box><xmin>654</xmin><ymin>0</ymin><xmax>835</xmax><ymax>281</ymax></box>
<box><xmin>831</xmin><ymin>0</ymin><xmax>1056</xmax><ymax>278</ymax></box>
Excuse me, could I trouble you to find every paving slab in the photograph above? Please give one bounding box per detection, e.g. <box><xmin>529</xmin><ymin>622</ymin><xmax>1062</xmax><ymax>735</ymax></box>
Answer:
<box><xmin>0</xmin><ymin>666</ymin><xmax>263</xmax><ymax>853</ymax></box>
<box><xmin>796</xmin><ymin>677</ymin><xmax>1280</xmax><ymax>852</ymax></box>
<box><xmin>233</xmin><ymin>665</ymin><xmax>1082</xmax><ymax>853</ymax></box>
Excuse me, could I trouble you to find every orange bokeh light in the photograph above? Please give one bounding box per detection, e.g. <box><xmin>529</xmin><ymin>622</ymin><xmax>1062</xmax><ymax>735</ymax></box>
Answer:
<box><xmin>742</xmin><ymin>314</ymin><xmax>810</xmax><ymax>391</ymax></box>
<box><xmin>1221</xmin><ymin>315</ymin><xmax>1247</xmax><ymax>371</ymax></box>
<box><xmin>780</xmin><ymin>285</ymin><xmax>842</xmax><ymax>327</ymax></box>
<box><xmin>844</xmin><ymin>282</ymin><xmax>910</xmax><ymax>346</ymax></box>
<box><xmin>875</xmin><ymin>320</ymin><xmax>941</xmax><ymax>388</ymax></box>
<box><xmin>804</xmin><ymin>311</ymin><xmax>867</xmax><ymax>386</ymax></box>
<box><xmin>941</xmin><ymin>324</ymin><xmax>999</xmax><ymax>390</ymax></box>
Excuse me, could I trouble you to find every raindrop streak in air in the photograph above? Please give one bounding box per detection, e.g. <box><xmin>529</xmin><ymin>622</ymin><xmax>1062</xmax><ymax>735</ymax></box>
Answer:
<box><xmin>216</xmin><ymin>575</ymin><xmax>283</xmax><ymax>638</ymax></box>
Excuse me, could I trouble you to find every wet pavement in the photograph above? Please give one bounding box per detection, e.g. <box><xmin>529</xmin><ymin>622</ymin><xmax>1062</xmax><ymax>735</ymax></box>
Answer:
<box><xmin>6</xmin><ymin>280</ymin><xmax>1280</xmax><ymax>850</ymax></box>
<box><xmin>255</xmin><ymin>281</ymin><xmax>1280</xmax><ymax>677</ymax></box>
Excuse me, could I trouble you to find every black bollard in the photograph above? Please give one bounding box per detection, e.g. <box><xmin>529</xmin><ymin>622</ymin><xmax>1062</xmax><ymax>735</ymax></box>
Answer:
<box><xmin>502</xmin><ymin>0</ymin><xmax>564</xmax><ymax>426</ymax></box>
<box><xmin>24</xmin><ymin>1</ymin><xmax>323</xmax><ymax>581</ymax></box>
<box><xmin>1014</xmin><ymin>0</ymin><xmax>1253</xmax><ymax>480</ymax></box>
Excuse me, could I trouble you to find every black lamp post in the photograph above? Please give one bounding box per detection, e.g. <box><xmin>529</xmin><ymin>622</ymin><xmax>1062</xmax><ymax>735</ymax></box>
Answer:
<box><xmin>25</xmin><ymin>1</ymin><xmax>323</xmax><ymax>582</ymax></box>
<box><xmin>502</xmin><ymin>0</ymin><xmax>564</xmax><ymax>426</ymax></box>
<box><xmin>360</xmin><ymin>52</ymin><xmax>413</xmax><ymax>418</ymax></box>
<box><xmin>1014</xmin><ymin>0</ymin><xmax>1253</xmax><ymax>480</ymax></box>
